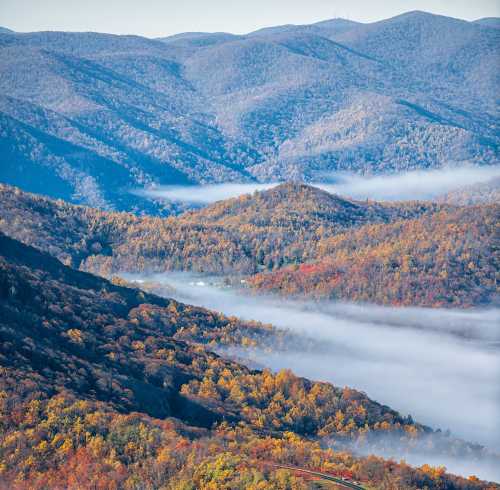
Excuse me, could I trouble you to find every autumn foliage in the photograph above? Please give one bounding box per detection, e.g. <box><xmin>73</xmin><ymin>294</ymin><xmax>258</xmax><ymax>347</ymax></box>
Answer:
<box><xmin>250</xmin><ymin>204</ymin><xmax>499</xmax><ymax>307</ymax></box>
<box><xmin>1</xmin><ymin>233</ymin><xmax>498</xmax><ymax>489</ymax></box>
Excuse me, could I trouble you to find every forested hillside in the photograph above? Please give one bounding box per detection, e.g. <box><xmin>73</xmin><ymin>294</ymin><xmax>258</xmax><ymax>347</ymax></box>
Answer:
<box><xmin>0</xmin><ymin>11</ymin><xmax>498</xmax><ymax>210</ymax></box>
<box><xmin>1</xmin><ymin>182</ymin><xmax>497</xmax><ymax>307</ymax></box>
<box><xmin>1</xmin><ymin>6</ymin><xmax>499</xmax><ymax>488</ymax></box>
<box><xmin>249</xmin><ymin>204</ymin><xmax>499</xmax><ymax>307</ymax></box>
<box><xmin>0</xmin><ymin>232</ymin><xmax>498</xmax><ymax>489</ymax></box>
<box><xmin>0</xmin><ymin>232</ymin><xmax>426</xmax><ymax>433</ymax></box>
<box><xmin>0</xmin><ymin>182</ymin><xmax>436</xmax><ymax>274</ymax></box>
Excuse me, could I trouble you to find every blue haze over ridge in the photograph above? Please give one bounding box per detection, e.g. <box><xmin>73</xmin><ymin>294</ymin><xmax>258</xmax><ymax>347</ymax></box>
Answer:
<box><xmin>0</xmin><ymin>11</ymin><xmax>499</xmax><ymax>212</ymax></box>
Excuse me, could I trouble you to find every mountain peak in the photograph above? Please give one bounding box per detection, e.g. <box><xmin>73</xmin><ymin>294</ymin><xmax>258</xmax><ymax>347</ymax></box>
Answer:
<box><xmin>389</xmin><ymin>10</ymin><xmax>443</xmax><ymax>20</ymax></box>
<box><xmin>249</xmin><ymin>17</ymin><xmax>359</xmax><ymax>38</ymax></box>
<box><xmin>177</xmin><ymin>181</ymin><xmax>407</xmax><ymax>231</ymax></box>
<box><xmin>313</xmin><ymin>18</ymin><xmax>361</xmax><ymax>28</ymax></box>
<box><xmin>261</xmin><ymin>181</ymin><xmax>348</xmax><ymax>203</ymax></box>
<box><xmin>375</xmin><ymin>10</ymin><xmax>470</xmax><ymax>26</ymax></box>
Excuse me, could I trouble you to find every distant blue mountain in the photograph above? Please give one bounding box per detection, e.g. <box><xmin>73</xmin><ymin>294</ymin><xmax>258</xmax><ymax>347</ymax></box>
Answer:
<box><xmin>0</xmin><ymin>26</ymin><xmax>14</xmax><ymax>34</ymax></box>
<box><xmin>158</xmin><ymin>31</ymin><xmax>242</xmax><ymax>48</ymax></box>
<box><xmin>248</xmin><ymin>17</ymin><xmax>360</xmax><ymax>38</ymax></box>
<box><xmin>0</xmin><ymin>12</ymin><xmax>498</xmax><ymax>211</ymax></box>
<box><xmin>473</xmin><ymin>17</ymin><xmax>500</xmax><ymax>28</ymax></box>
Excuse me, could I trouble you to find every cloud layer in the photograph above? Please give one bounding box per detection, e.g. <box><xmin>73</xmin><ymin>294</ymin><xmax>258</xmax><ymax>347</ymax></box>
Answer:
<box><xmin>315</xmin><ymin>165</ymin><xmax>500</xmax><ymax>201</ymax></box>
<box><xmin>136</xmin><ymin>183</ymin><xmax>278</xmax><ymax>204</ymax></box>
<box><xmin>121</xmin><ymin>272</ymin><xmax>500</xmax><ymax>480</ymax></box>
<box><xmin>124</xmin><ymin>273</ymin><xmax>499</xmax><ymax>443</ymax></box>
<box><xmin>135</xmin><ymin>165</ymin><xmax>500</xmax><ymax>204</ymax></box>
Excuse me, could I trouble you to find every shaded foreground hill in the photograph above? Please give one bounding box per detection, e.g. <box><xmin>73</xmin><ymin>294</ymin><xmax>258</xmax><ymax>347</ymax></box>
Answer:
<box><xmin>0</xmin><ymin>232</ymin><xmax>498</xmax><ymax>489</ymax></box>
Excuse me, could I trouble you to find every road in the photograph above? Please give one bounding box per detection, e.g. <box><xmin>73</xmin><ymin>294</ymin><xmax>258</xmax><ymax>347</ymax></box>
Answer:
<box><xmin>272</xmin><ymin>464</ymin><xmax>366</xmax><ymax>490</ymax></box>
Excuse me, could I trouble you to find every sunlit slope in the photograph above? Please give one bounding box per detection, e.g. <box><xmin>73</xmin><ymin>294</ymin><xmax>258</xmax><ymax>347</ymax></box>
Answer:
<box><xmin>0</xmin><ymin>182</ymin><xmax>437</xmax><ymax>273</ymax></box>
<box><xmin>250</xmin><ymin>204</ymin><xmax>499</xmax><ymax>307</ymax></box>
<box><xmin>1</xmin><ymin>182</ymin><xmax>497</xmax><ymax>306</ymax></box>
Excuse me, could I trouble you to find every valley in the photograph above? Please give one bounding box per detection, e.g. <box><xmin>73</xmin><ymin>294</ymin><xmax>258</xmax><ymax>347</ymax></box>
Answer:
<box><xmin>118</xmin><ymin>272</ymin><xmax>500</xmax><ymax>470</ymax></box>
<box><xmin>0</xmin><ymin>6</ymin><xmax>499</xmax><ymax>489</ymax></box>
<box><xmin>0</xmin><ymin>180</ymin><xmax>499</xmax><ymax>484</ymax></box>
<box><xmin>1</xmin><ymin>232</ymin><xmax>499</xmax><ymax>487</ymax></box>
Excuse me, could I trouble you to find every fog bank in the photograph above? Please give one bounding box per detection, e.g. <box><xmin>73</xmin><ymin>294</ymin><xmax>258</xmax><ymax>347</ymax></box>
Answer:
<box><xmin>316</xmin><ymin>165</ymin><xmax>500</xmax><ymax>201</ymax></box>
<box><xmin>134</xmin><ymin>165</ymin><xmax>500</xmax><ymax>204</ymax></box>
<box><xmin>334</xmin><ymin>433</ymin><xmax>500</xmax><ymax>483</ymax></box>
<box><xmin>135</xmin><ymin>183</ymin><xmax>278</xmax><ymax>204</ymax></box>
<box><xmin>122</xmin><ymin>272</ymin><xmax>500</xmax><ymax>480</ymax></box>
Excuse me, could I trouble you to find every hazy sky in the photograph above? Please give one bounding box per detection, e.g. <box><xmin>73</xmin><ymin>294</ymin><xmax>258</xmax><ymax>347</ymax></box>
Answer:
<box><xmin>1</xmin><ymin>0</ymin><xmax>499</xmax><ymax>37</ymax></box>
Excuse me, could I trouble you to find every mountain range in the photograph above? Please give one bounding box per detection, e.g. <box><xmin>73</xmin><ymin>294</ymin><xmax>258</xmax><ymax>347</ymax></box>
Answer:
<box><xmin>1</xmin><ymin>10</ymin><xmax>499</xmax><ymax>488</ymax></box>
<box><xmin>0</xmin><ymin>11</ymin><xmax>499</xmax><ymax>211</ymax></box>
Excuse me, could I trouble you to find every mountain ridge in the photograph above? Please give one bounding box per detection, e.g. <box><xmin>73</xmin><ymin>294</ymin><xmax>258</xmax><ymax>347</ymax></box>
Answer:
<box><xmin>249</xmin><ymin>202</ymin><xmax>499</xmax><ymax>307</ymax></box>
<box><xmin>3</xmin><ymin>181</ymin><xmax>496</xmax><ymax>308</ymax></box>
<box><xmin>0</xmin><ymin>11</ymin><xmax>498</xmax><ymax>211</ymax></box>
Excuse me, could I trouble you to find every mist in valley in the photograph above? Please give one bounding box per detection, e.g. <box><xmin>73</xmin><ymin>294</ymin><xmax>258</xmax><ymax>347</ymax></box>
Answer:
<box><xmin>135</xmin><ymin>183</ymin><xmax>278</xmax><ymax>204</ymax></box>
<box><xmin>316</xmin><ymin>164</ymin><xmax>500</xmax><ymax>201</ymax></box>
<box><xmin>121</xmin><ymin>272</ymin><xmax>500</xmax><ymax>480</ymax></box>
<box><xmin>135</xmin><ymin>165</ymin><xmax>500</xmax><ymax>204</ymax></box>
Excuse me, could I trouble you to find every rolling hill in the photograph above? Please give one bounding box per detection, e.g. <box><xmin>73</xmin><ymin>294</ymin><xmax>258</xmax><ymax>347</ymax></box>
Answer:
<box><xmin>0</xmin><ymin>182</ymin><xmax>438</xmax><ymax>275</ymax></box>
<box><xmin>249</xmin><ymin>203</ymin><xmax>499</xmax><ymax>307</ymax></box>
<box><xmin>1</xmin><ymin>182</ymin><xmax>497</xmax><ymax>307</ymax></box>
<box><xmin>0</xmin><ymin>11</ymin><xmax>498</xmax><ymax>211</ymax></box>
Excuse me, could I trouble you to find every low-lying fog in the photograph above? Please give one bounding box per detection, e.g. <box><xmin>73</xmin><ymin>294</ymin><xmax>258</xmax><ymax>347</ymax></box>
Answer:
<box><xmin>316</xmin><ymin>164</ymin><xmax>500</xmax><ymax>201</ymax></box>
<box><xmin>134</xmin><ymin>183</ymin><xmax>277</xmax><ymax>204</ymax></box>
<box><xmin>122</xmin><ymin>272</ymin><xmax>500</xmax><ymax>481</ymax></box>
<box><xmin>134</xmin><ymin>165</ymin><xmax>500</xmax><ymax>204</ymax></box>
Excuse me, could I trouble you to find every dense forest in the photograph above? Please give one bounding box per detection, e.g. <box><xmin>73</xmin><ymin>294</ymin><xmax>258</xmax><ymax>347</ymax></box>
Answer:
<box><xmin>250</xmin><ymin>204</ymin><xmax>499</xmax><ymax>307</ymax></box>
<box><xmin>0</xmin><ymin>183</ymin><xmax>436</xmax><ymax>274</ymax></box>
<box><xmin>2</xmin><ymin>182</ymin><xmax>497</xmax><ymax>307</ymax></box>
<box><xmin>1</xmin><ymin>10</ymin><xmax>499</xmax><ymax>488</ymax></box>
<box><xmin>1</xmin><ymin>233</ymin><xmax>497</xmax><ymax>489</ymax></box>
